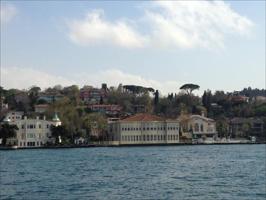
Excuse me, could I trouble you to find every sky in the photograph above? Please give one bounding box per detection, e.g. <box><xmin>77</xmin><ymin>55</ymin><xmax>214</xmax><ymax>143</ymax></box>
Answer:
<box><xmin>1</xmin><ymin>0</ymin><xmax>265</xmax><ymax>95</ymax></box>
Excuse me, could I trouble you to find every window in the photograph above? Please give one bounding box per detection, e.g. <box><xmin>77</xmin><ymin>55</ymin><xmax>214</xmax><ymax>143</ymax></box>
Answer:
<box><xmin>47</xmin><ymin>124</ymin><xmax>49</xmax><ymax>129</ymax></box>
<box><xmin>195</xmin><ymin>123</ymin><xmax>199</xmax><ymax>132</ymax></box>
<box><xmin>200</xmin><ymin>124</ymin><xmax>204</xmax><ymax>132</ymax></box>
<box><xmin>21</xmin><ymin>125</ymin><xmax>24</xmax><ymax>129</ymax></box>
<box><xmin>39</xmin><ymin>124</ymin><xmax>42</xmax><ymax>129</ymax></box>
<box><xmin>147</xmin><ymin>135</ymin><xmax>150</xmax><ymax>141</ymax></box>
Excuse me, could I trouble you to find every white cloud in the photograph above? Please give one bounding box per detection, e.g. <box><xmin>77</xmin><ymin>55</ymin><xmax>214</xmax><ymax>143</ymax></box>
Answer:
<box><xmin>1</xmin><ymin>67</ymin><xmax>76</xmax><ymax>90</ymax></box>
<box><xmin>67</xmin><ymin>1</ymin><xmax>253</xmax><ymax>49</ymax></box>
<box><xmin>146</xmin><ymin>1</ymin><xmax>253</xmax><ymax>49</ymax></box>
<box><xmin>0</xmin><ymin>4</ymin><xmax>17</xmax><ymax>24</ymax></box>
<box><xmin>68</xmin><ymin>9</ymin><xmax>148</xmax><ymax>48</ymax></box>
<box><xmin>2</xmin><ymin>67</ymin><xmax>180</xmax><ymax>95</ymax></box>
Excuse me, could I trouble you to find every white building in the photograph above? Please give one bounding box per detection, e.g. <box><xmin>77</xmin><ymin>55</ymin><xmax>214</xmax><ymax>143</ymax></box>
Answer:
<box><xmin>4</xmin><ymin>111</ymin><xmax>24</xmax><ymax>123</ymax></box>
<box><xmin>108</xmin><ymin>113</ymin><xmax>180</xmax><ymax>145</ymax></box>
<box><xmin>6</xmin><ymin>114</ymin><xmax>61</xmax><ymax>148</ymax></box>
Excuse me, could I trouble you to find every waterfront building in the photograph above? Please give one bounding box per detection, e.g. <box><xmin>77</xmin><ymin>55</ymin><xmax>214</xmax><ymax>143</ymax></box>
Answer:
<box><xmin>6</xmin><ymin>114</ymin><xmax>61</xmax><ymax>148</ymax></box>
<box><xmin>179</xmin><ymin>112</ymin><xmax>217</xmax><ymax>143</ymax></box>
<box><xmin>108</xmin><ymin>113</ymin><xmax>180</xmax><ymax>145</ymax></box>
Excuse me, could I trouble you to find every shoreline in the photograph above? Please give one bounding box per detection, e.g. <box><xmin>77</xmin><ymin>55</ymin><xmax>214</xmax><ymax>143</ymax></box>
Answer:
<box><xmin>0</xmin><ymin>142</ymin><xmax>265</xmax><ymax>150</ymax></box>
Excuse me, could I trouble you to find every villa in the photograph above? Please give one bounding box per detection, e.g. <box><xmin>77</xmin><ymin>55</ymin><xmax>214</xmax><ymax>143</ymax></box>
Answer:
<box><xmin>5</xmin><ymin>114</ymin><xmax>61</xmax><ymax>148</ymax></box>
<box><xmin>179</xmin><ymin>112</ymin><xmax>217</xmax><ymax>143</ymax></box>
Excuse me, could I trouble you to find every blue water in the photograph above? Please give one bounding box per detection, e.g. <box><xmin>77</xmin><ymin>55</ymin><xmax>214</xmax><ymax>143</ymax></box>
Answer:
<box><xmin>0</xmin><ymin>145</ymin><xmax>265</xmax><ymax>200</ymax></box>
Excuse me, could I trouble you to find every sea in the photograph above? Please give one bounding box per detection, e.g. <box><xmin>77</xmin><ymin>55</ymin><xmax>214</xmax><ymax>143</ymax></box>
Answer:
<box><xmin>0</xmin><ymin>144</ymin><xmax>265</xmax><ymax>200</ymax></box>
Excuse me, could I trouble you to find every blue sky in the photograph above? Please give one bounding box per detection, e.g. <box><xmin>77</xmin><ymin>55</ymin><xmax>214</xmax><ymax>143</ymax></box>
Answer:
<box><xmin>1</xmin><ymin>0</ymin><xmax>265</xmax><ymax>95</ymax></box>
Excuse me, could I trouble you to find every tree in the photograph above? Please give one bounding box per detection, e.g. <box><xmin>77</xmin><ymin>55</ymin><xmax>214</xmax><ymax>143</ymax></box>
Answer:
<box><xmin>180</xmin><ymin>83</ymin><xmax>200</xmax><ymax>95</ymax></box>
<box><xmin>45</xmin><ymin>97</ymin><xmax>82</xmax><ymax>141</ymax></box>
<box><xmin>216</xmin><ymin>117</ymin><xmax>229</xmax><ymax>138</ymax></box>
<box><xmin>242</xmin><ymin>122</ymin><xmax>251</xmax><ymax>138</ymax></box>
<box><xmin>0</xmin><ymin>124</ymin><xmax>18</xmax><ymax>145</ymax></box>
<box><xmin>62</xmin><ymin>85</ymin><xmax>80</xmax><ymax>106</ymax></box>
<box><xmin>50</xmin><ymin>125</ymin><xmax>68</xmax><ymax>144</ymax></box>
<box><xmin>28</xmin><ymin>86</ymin><xmax>41</xmax><ymax>108</ymax></box>
<box><xmin>82</xmin><ymin>113</ymin><xmax>107</xmax><ymax>141</ymax></box>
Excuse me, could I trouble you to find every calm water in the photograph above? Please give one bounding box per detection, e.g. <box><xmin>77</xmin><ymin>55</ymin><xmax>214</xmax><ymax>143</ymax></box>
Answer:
<box><xmin>0</xmin><ymin>145</ymin><xmax>265</xmax><ymax>200</ymax></box>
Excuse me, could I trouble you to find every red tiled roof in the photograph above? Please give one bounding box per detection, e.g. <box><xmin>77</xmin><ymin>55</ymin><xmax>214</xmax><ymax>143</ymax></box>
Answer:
<box><xmin>121</xmin><ymin>113</ymin><xmax>164</xmax><ymax>122</ymax></box>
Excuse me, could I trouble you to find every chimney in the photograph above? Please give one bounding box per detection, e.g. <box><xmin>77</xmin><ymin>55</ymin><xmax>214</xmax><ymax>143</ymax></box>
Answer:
<box><xmin>24</xmin><ymin>116</ymin><xmax>27</xmax><ymax>120</ymax></box>
<box><xmin>43</xmin><ymin>115</ymin><xmax>46</xmax><ymax>120</ymax></box>
<box><xmin>201</xmin><ymin>111</ymin><xmax>205</xmax><ymax>117</ymax></box>
<box><xmin>36</xmin><ymin>116</ymin><xmax>39</xmax><ymax>120</ymax></box>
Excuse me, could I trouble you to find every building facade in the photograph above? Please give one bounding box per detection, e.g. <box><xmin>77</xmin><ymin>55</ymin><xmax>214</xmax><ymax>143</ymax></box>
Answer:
<box><xmin>229</xmin><ymin>118</ymin><xmax>264</xmax><ymax>139</ymax></box>
<box><xmin>6</xmin><ymin>114</ymin><xmax>61</xmax><ymax>148</ymax></box>
<box><xmin>4</xmin><ymin>111</ymin><xmax>24</xmax><ymax>123</ymax></box>
<box><xmin>88</xmin><ymin>104</ymin><xmax>122</xmax><ymax>116</ymax></box>
<box><xmin>108</xmin><ymin>113</ymin><xmax>180</xmax><ymax>145</ymax></box>
<box><xmin>179</xmin><ymin>113</ymin><xmax>217</xmax><ymax>143</ymax></box>
<box><xmin>80</xmin><ymin>84</ymin><xmax>108</xmax><ymax>104</ymax></box>
<box><xmin>34</xmin><ymin>104</ymin><xmax>49</xmax><ymax>113</ymax></box>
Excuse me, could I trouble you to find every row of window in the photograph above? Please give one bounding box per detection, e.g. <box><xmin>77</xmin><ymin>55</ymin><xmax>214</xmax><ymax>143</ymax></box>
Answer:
<box><xmin>121</xmin><ymin>126</ymin><xmax>178</xmax><ymax>131</ymax></box>
<box><xmin>21</xmin><ymin>124</ymin><xmax>50</xmax><ymax>129</ymax></box>
<box><xmin>121</xmin><ymin>134</ymin><xmax>178</xmax><ymax>142</ymax></box>
<box><xmin>19</xmin><ymin>141</ymin><xmax>43</xmax><ymax>147</ymax></box>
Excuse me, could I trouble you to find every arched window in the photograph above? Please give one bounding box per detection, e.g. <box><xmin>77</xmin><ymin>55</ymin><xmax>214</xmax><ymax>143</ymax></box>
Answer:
<box><xmin>194</xmin><ymin>123</ymin><xmax>199</xmax><ymax>132</ymax></box>
<box><xmin>200</xmin><ymin>124</ymin><xmax>204</xmax><ymax>132</ymax></box>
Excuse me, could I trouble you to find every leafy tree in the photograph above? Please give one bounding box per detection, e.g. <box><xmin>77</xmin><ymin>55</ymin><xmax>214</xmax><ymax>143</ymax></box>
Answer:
<box><xmin>45</xmin><ymin>97</ymin><xmax>82</xmax><ymax>140</ymax></box>
<box><xmin>82</xmin><ymin>113</ymin><xmax>107</xmax><ymax>140</ymax></box>
<box><xmin>180</xmin><ymin>83</ymin><xmax>200</xmax><ymax>95</ymax></box>
<box><xmin>62</xmin><ymin>85</ymin><xmax>80</xmax><ymax>106</ymax></box>
<box><xmin>241</xmin><ymin>122</ymin><xmax>251</xmax><ymax>138</ymax></box>
<box><xmin>50</xmin><ymin>125</ymin><xmax>68</xmax><ymax>144</ymax></box>
<box><xmin>154</xmin><ymin>90</ymin><xmax>159</xmax><ymax>106</ymax></box>
<box><xmin>216</xmin><ymin>117</ymin><xmax>229</xmax><ymax>138</ymax></box>
<box><xmin>0</xmin><ymin>124</ymin><xmax>18</xmax><ymax>145</ymax></box>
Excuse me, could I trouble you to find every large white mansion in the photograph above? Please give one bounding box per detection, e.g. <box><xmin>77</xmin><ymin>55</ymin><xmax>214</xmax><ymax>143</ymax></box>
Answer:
<box><xmin>108</xmin><ymin>113</ymin><xmax>180</xmax><ymax>145</ymax></box>
<box><xmin>5</xmin><ymin>113</ymin><xmax>61</xmax><ymax>148</ymax></box>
